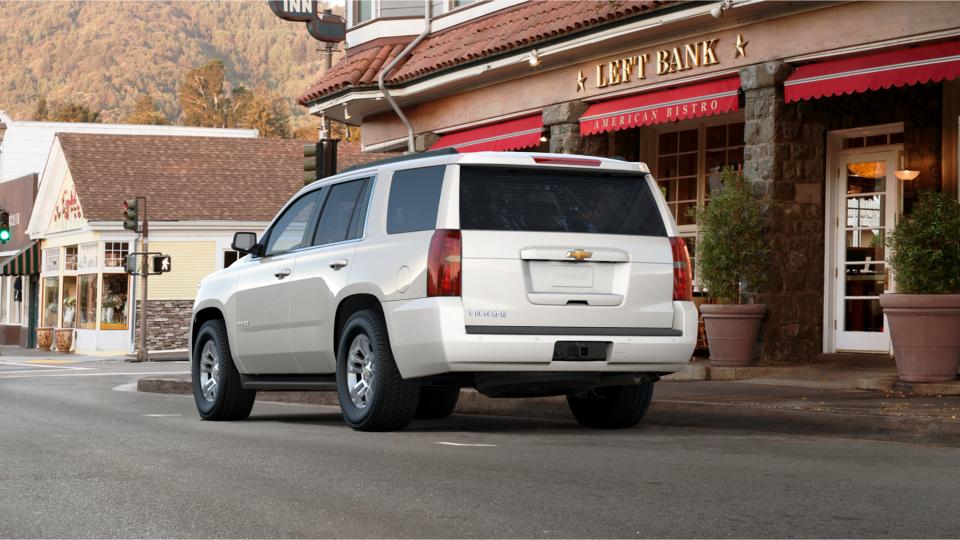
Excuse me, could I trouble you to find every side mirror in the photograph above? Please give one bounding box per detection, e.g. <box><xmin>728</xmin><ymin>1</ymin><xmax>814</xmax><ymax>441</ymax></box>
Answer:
<box><xmin>232</xmin><ymin>232</ymin><xmax>261</xmax><ymax>256</ymax></box>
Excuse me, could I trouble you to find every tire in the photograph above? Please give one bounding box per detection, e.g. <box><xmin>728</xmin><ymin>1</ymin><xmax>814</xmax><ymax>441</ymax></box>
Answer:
<box><xmin>336</xmin><ymin>309</ymin><xmax>420</xmax><ymax>431</ymax></box>
<box><xmin>414</xmin><ymin>387</ymin><xmax>460</xmax><ymax>419</ymax></box>
<box><xmin>192</xmin><ymin>319</ymin><xmax>256</xmax><ymax>421</ymax></box>
<box><xmin>566</xmin><ymin>378</ymin><xmax>654</xmax><ymax>429</ymax></box>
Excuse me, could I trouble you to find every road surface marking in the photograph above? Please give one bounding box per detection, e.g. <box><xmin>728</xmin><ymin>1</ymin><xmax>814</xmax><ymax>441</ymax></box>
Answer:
<box><xmin>435</xmin><ymin>441</ymin><xmax>497</xmax><ymax>447</ymax></box>
<box><xmin>143</xmin><ymin>413</ymin><xmax>183</xmax><ymax>417</ymax></box>
<box><xmin>21</xmin><ymin>359</ymin><xmax>77</xmax><ymax>364</ymax></box>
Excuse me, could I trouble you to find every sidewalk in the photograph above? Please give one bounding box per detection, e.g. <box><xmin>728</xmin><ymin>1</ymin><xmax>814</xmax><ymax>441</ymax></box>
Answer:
<box><xmin>136</xmin><ymin>357</ymin><xmax>960</xmax><ymax>446</ymax></box>
<box><xmin>0</xmin><ymin>345</ymin><xmax>187</xmax><ymax>363</ymax></box>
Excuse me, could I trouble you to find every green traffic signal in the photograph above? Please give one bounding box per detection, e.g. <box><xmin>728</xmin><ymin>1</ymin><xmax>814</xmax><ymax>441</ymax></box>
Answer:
<box><xmin>0</xmin><ymin>211</ymin><xmax>9</xmax><ymax>244</ymax></box>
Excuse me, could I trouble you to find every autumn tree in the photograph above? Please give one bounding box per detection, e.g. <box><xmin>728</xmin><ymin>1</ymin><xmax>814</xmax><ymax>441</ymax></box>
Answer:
<box><xmin>178</xmin><ymin>59</ymin><xmax>231</xmax><ymax>128</ymax></box>
<box><xmin>33</xmin><ymin>98</ymin><xmax>102</xmax><ymax>123</ymax></box>
<box><xmin>121</xmin><ymin>95</ymin><xmax>170</xmax><ymax>125</ymax></box>
<box><xmin>237</xmin><ymin>85</ymin><xmax>291</xmax><ymax>138</ymax></box>
<box><xmin>33</xmin><ymin>97</ymin><xmax>48</xmax><ymax>120</ymax></box>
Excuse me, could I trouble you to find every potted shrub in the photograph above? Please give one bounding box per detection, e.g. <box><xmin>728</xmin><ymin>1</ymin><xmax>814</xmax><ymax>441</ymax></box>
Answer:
<box><xmin>694</xmin><ymin>167</ymin><xmax>768</xmax><ymax>367</ymax></box>
<box><xmin>36</xmin><ymin>327</ymin><xmax>53</xmax><ymax>351</ymax></box>
<box><xmin>55</xmin><ymin>327</ymin><xmax>74</xmax><ymax>353</ymax></box>
<box><xmin>880</xmin><ymin>191</ymin><xmax>960</xmax><ymax>383</ymax></box>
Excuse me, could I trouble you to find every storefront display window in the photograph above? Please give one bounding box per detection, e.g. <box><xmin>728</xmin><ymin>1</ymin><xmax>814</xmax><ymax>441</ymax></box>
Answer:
<box><xmin>42</xmin><ymin>277</ymin><xmax>59</xmax><ymax>327</ymax></box>
<box><xmin>61</xmin><ymin>276</ymin><xmax>78</xmax><ymax>328</ymax></box>
<box><xmin>78</xmin><ymin>274</ymin><xmax>98</xmax><ymax>330</ymax></box>
<box><xmin>104</xmin><ymin>242</ymin><xmax>128</xmax><ymax>268</ymax></box>
<box><xmin>100</xmin><ymin>274</ymin><xmax>128</xmax><ymax>330</ymax></box>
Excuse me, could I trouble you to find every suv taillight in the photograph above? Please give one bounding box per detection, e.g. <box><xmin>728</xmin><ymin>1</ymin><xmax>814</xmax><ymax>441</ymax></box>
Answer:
<box><xmin>427</xmin><ymin>229</ymin><xmax>462</xmax><ymax>297</ymax></box>
<box><xmin>669</xmin><ymin>237</ymin><xmax>692</xmax><ymax>302</ymax></box>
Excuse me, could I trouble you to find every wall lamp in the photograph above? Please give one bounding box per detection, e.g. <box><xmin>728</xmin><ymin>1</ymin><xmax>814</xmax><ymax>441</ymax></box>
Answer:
<box><xmin>710</xmin><ymin>0</ymin><xmax>733</xmax><ymax>19</ymax></box>
<box><xmin>895</xmin><ymin>150</ymin><xmax>919</xmax><ymax>181</ymax></box>
<box><xmin>527</xmin><ymin>49</ymin><xmax>541</xmax><ymax>68</ymax></box>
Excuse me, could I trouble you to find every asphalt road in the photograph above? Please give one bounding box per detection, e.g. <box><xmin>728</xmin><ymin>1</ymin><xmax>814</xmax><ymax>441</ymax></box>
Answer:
<box><xmin>1</xmin><ymin>358</ymin><xmax>959</xmax><ymax>538</ymax></box>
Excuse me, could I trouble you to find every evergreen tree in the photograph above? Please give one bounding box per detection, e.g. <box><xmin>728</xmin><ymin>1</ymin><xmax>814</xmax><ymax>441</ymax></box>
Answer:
<box><xmin>33</xmin><ymin>96</ymin><xmax>48</xmax><ymax>120</ymax></box>
<box><xmin>237</xmin><ymin>85</ymin><xmax>291</xmax><ymax>138</ymax></box>
<box><xmin>121</xmin><ymin>95</ymin><xmax>170</xmax><ymax>125</ymax></box>
<box><xmin>47</xmin><ymin>101</ymin><xmax>101</xmax><ymax>123</ymax></box>
<box><xmin>178</xmin><ymin>59</ymin><xmax>230</xmax><ymax>128</ymax></box>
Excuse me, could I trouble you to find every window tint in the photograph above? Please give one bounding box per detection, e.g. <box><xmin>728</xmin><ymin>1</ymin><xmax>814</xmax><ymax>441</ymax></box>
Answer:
<box><xmin>314</xmin><ymin>179</ymin><xmax>367</xmax><ymax>246</ymax></box>
<box><xmin>459</xmin><ymin>166</ymin><xmax>667</xmax><ymax>237</ymax></box>
<box><xmin>387</xmin><ymin>166</ymin><xmax>445</xmax><ymax>234</ymax></box>
<box><xmin>264</xmin><ymin>191</ymin><xmax>321</xmax><ymax>256</ymax></box>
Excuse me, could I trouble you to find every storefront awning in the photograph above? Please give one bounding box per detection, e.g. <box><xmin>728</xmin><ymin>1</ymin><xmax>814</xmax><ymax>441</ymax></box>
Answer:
<box><xmin>785</xmin><ymin>40</ymin><xmax>960</xmax><ymax>103</ymax></box>
<box><xmin>579</xmin><ymin>77</ymin><xmax>741</xmax><ymax>136</ymax></box>
<box><xmin>430</xmin><ymin>115</ymin><xmax>544</xmax><ymax>152</ymax></box>
<box><xmin>1</xmin><ymin>242</ymin><xmax>40</xmax><ymax>276</ymax></box>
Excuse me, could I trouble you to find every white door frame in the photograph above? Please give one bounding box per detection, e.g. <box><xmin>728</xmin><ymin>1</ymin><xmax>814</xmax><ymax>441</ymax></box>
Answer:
<box><xmin>823</xmin><ymin>122</ymin><xmax>903</xmax><ymax>354</ymax></box>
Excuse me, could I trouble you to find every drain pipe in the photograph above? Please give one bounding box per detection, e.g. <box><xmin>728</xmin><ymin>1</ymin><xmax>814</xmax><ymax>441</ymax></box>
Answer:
<box><xmin>378</xmin><ymin>0</ymin><xmax>432</xmax><ymax>153</ymax></box>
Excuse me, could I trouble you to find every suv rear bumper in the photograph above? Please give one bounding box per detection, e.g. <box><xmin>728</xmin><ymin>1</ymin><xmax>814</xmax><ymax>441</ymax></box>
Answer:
<box><xmin>383</xmin><ymin>297</ymin><xmax>697</xmax><ymax>379</ymax></box>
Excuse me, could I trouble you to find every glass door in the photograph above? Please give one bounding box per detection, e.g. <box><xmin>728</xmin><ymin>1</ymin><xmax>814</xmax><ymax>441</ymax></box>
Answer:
<box><xmin>834</xmin><ymin>150</ymin><xmax>898</xmax><ymax>352</ymax></box>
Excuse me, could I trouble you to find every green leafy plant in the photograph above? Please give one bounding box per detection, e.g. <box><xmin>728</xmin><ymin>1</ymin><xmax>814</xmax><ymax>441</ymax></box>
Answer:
<box><xmin>887</xmin><ymin>190</ymin><xmax>960</xmax><ymax>294</ymax></box>
<box><xmin>693</xmin><ymin>167</ymin><xmax>768</xmax><ymax>304</ymax></box>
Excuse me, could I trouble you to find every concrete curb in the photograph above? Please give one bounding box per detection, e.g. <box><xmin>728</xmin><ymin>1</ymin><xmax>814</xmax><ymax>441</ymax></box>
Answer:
<box><xmin>136</xmin><ymin>376</ymin><xmax>960</xmax><ymax>445</ymax></box>
<box><xmin>857</xmin><ymin>375</ymin><xmax>960</xmax><ymax>396</ymax></box>
<box><xmin>661</xmin><ymin>362</ymin><xmax>799</xmax><ymax>381</ymax></box>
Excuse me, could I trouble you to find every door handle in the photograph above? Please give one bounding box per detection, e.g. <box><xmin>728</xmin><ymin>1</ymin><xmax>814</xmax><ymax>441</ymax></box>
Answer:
<box><xmin>329</xmin><ymin>259</ymin><xmax>349</xmax><ymax>270</ymax></box>
<box><xmin>274</xmin><ymin>268</ymin><xmax>291</xmax><ymax>279</ymax></box>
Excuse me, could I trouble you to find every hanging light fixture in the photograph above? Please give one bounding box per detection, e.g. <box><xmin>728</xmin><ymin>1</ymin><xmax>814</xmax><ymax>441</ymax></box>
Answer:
<box><xmin>895</xmin><ymin>150</ymin><xmax>919</xmax><ymax>181</ymax></box>
<box><xmin>527</xmin><ymin>49</ymin><xmax>541</xmax><ymax>67</ymax></box>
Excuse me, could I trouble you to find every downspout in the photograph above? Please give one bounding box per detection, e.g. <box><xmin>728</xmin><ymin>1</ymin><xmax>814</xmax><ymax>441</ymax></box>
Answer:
<box><xmin>377</xmin><ymin>0</ymin><xmax>432</xmax><ymax>153</ymax></box>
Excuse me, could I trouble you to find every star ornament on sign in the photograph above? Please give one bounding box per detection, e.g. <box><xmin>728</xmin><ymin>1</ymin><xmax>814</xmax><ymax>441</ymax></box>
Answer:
<box><xmin>735</xmin><ymin>33</ymin><xmax>748</xmax><ymax>58</ymax></box>
<box><xmin>576</xmin><ymin>70</ymin><xmax>587</xmax><ymax>92</ymax></box>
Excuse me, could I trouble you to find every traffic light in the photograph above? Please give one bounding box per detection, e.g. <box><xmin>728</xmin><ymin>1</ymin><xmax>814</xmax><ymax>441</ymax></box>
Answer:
<box><xmin>123</xmin><ymin>198</ymin><xmax>139</xmax><ymax>231</ymax></box>
<box><xmin>303</xmin><ymin>143</ymin><xmax>319</xmax><ymax>184</ymax></box>
<box><xmin>151</xmin><ymin>255</ymin><xmax>171</xmax><ymax>274</ymax></box>
<box><xmin>0</xmin><ymin>211</ymin><xmax>9</xmax><ymax>244</ymax></box>
<box><xmin>303</xmin><ymin>139</ymin><xmax>339</xmax><ymax>184</ymax></box>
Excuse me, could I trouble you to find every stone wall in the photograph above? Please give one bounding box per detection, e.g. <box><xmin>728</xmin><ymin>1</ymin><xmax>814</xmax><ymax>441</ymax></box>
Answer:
<box><xmin>132</xmin><ymin>299</ymin><xmax>192</xmax><ymax>351</ymax></box>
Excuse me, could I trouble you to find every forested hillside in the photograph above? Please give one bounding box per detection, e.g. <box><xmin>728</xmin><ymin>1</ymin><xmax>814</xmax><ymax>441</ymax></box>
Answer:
<box><xmin>0</xmin><ymin>0</ymin><xmax>336</xmax><ymax>126</ymax></box>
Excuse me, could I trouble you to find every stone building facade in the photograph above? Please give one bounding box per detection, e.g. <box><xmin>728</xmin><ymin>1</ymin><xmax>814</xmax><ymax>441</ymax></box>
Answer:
<box><xmin>300</xmin><ymin>1</ymin><xmax>960</xmax><ymax>362</ymax></box>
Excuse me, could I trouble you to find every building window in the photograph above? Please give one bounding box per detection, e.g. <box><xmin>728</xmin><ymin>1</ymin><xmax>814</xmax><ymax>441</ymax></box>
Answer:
<box><xmin>104</xmin><ymin>242</ymin><xmax>129</xmax><ymax>269</ymax></box>
<box><xmin>380</xmin><ymin>0</ymin><xmax>424</xmax><ymax>18</ymax></box>
<box><xmin>42</xmin><ymin>277</ymin><xmax>59</xmax><ymax>327</ymax></box>
<box><xmin>43</xmin><ymin>248</ymin><xmax>59</xmax><ymax>273</ymax></box>
<box><xmin>62</xmin><ymin>276</ymin><xmax>78</xmax><ymax>328</ymax></box>
<box><xmin>79</xmin><ymin>242</ymin><xmax>100</xmax><ymax>271</ymax></box>
<box><xmin>78</xmin><ymin>274</ymin><xmax>98</xmax><ymax>330</ymax></box>
<box><xmin>224</xmin><ymin>250</ymin><xmax>240</xmax><ymax>268</ymax></box>
<box><xmin>101</xmin><ymin>274</ymin><xmax>128</xmax><ymax>330</ymax></box>
<box><xmin>352</xmin><ymin>0</ymin><xmax>374</xmax><ymax>24</ymax></box>
<box><xmin>64</xmin><ymin>246</ymin><xmax>78</xmax><ymax>271</ymax></box>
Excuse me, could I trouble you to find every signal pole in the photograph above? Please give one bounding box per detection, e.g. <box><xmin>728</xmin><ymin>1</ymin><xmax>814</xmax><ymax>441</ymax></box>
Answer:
<box><xmin>137</xmin><ymin>196</ymin><xmax>148</xmax><ymax>363</ymax></box>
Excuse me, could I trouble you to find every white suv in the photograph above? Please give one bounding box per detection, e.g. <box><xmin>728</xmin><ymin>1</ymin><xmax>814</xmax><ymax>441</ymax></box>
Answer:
<box><xmin>189</xmin><ymin>151</ymin><xmax>696</xmax><ymax>431</ymax></box>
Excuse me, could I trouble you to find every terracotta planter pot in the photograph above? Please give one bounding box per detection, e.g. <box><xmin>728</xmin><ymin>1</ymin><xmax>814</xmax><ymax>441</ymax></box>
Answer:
<box><xmin>700</xmin><ymin>304</ymin><xmax>766</xmax><ymax>367</ymax></box>
<box><xmin>36</xmin><ymin>327</ymin><xmax>54</xmax><ymax>351</ymax></box>
<box><xmin>879</xmin><ymin>294</ymin><xmax>960</xmax><ymax>383</ymax></box>
<box><xmin>55</xmin><ymin>328</ymin><xmax>74</xmax><ymax>353</ymax></box>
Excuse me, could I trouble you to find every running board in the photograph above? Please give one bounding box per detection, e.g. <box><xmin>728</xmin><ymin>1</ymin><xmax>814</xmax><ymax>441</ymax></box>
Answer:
<box><xmin>240</xmin><ymin>374</ymin><xmax>337</xmax><ymax>391</ymax></box>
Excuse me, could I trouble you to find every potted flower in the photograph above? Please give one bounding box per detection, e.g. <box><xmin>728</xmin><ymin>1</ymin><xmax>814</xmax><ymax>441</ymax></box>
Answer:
<box><xmin>694</xmin><ymin>167</ymin><xmax>769</xmax><ymax>367</ymax></box>
<box><xmin>102</xmin><ymin>294</ymin><xmax>119</xmax><ymax>323</ymax></box>
<box><xmin>880</xmin><ymin>191</ymin><xmax>960</xmax><ymax>382</ymax></box>
<box><xmin>62</xmin><ymin>296</ymin><xmax>76</xmax><ymax>327</ymax></box>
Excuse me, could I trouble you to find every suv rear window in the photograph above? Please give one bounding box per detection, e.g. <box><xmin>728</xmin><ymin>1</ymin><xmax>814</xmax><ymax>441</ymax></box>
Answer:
<box><xmin>459</xmin><ymin>166</ymin><xmax>667</xmax><ymax>236</ymax></box>
<box><xmin>387</xmin><ymin>166</ymin><xmax>445</xmax><ymax>234</ymax></box>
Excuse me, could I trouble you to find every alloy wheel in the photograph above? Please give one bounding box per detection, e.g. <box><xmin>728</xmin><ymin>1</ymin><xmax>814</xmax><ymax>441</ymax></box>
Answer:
<box><xmin>198</xmin><ymin>340</ymin><xmax>220</xmax><ymax>403</ymax></box>
<box><xmin>346</xmin><ymin>333</ymin><xmax>376</xmax><ymax>409</ymax></box>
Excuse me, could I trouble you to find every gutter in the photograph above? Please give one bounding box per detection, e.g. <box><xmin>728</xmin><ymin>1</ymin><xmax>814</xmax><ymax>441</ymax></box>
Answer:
<box><xmin>377</xmin><ymin>0</ymin><xmax>432</xmax><ymax>153</ymax></box>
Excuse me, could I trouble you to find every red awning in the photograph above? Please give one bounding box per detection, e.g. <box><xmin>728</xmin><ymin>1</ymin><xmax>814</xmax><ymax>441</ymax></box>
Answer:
<box><xmin>579</xmin><ymin>77</ymin><xmax>740</xmax><ymax>136</ymax></box>
<box><xmin>431</xmin><ymin>115</ymin><xmax>544</xmax><ymax>152</ymax></box>
<box><xmin>785</xmin><ymin>40</ymin><xmax>960</xmax><ymax>103</ymax></box>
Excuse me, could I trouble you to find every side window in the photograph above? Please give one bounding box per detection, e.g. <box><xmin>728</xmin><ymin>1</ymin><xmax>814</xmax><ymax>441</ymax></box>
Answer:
<box><xmin>313</xmin><ymin>179</ymin><xmax>367</xmax><ymax>246</ymax></box>
<box><xmin>264</xmin><ymin>191</ymin><xmax>322</xmax><ymax>257</ymax></box>
<box><xmin>387</xmin><ymin>166</ymin><xmax>445</xmax><ymax>234</ymax></box>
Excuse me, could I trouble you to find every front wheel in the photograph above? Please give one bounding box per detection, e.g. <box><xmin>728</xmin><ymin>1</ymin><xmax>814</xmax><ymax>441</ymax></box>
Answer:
<box><xmin>192</xmin><ymin>319</ymin><xmax>256</xmax><ymax>421</ymax></box>
<box><xmin>566</xmin><ymin>378</ymin><xmax>654</xmax><ymax>429</ymax></box>
<box><xmin>336</xmin><ymin>310</ymin><xmax>420</xmax><ymax>431</ymax></box>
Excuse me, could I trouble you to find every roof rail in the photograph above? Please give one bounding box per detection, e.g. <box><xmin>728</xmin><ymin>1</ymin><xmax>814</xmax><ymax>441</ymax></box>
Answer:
<box><xmin>340</xmin><ymin>147</ymin><xmax>458</xmax><ymax>174</ymax></box>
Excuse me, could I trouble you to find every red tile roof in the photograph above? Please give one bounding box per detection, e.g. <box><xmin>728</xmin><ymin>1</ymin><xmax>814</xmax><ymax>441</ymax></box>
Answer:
<box><xmin>299</xmin><ymin>0</ymin><xmax>665</xmax><ymax>105</ymax></box>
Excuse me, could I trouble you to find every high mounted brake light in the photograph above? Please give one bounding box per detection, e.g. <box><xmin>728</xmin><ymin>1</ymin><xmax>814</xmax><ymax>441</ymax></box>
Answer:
<box><xmin>669</xmin><ymin>237</ymin><xmax>693</xmax><ymax>302</ymax></box>
<box><xmin>532</xmin><ymin>157</ymin><xmax>602</xmax><ymax>167</ymax></box>
<box><xmin>427</xmin><ymin>229</ymin><xmax>462</xmax><ymax>297</ymax></box>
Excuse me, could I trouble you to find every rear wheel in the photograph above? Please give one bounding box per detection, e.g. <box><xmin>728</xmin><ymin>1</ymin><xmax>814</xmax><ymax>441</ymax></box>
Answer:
<box><xmin>414</xmin><ymin>387</ymin><xmax>460</xmax><ymax>419</ymax></box>
<box><xmin>336</xmin><ymin>309</ymin><xmax>420</xmax><ymax>431</ymax></box>
<box><xmin>566</xmin><ymin>378</ymin><xmax>654</xmax><ymax>429</ymax></box>
<box><xmin>192</xmin><ymin>319</ymin><xmax>256</xmax><ymax>421</ymax></box>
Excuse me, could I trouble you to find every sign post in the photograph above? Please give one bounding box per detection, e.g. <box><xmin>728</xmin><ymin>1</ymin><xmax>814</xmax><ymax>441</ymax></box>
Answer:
<box><xmin>138</xmin><ymin>197</ymin><xmax>148</xmax><ymax>362</ymax></box>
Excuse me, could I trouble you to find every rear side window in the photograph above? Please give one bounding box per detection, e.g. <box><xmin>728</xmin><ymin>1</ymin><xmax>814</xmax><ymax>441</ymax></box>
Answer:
<box><xmin>313</xmin><ymin>179</ymin><xmax>367</xmax><ymax>246</ymax></box>
<box><xmin>387</xmin><ymin>166</ymin><xmax>445</xmax><ymax>234</ymax></box>
<box><xmin>459</xmin><ymin>166</ymin><xmax>667</xmax><ymax>236</ymax></box>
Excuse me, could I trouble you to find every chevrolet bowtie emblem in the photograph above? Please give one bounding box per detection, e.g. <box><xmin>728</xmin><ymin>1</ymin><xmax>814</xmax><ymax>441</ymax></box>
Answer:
<box><xmin>566</xmin><ymin>249</ymin><xmax>593</xmax><ymax>262</ymax></box>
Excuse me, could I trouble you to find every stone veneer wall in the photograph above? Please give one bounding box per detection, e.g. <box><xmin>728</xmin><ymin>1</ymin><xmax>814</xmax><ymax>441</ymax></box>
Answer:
<box><xmin>133</xmin><ymin>299</ymin><xmax>193</xmax><ymax>351</ymax></box>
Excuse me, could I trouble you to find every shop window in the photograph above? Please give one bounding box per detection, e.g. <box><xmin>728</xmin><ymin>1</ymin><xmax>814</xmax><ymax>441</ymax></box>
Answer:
<box><xmin>104</xmin><ymin>242</ymin><xmax>129</xmax><ymax>269</ymax></box>
<box><xmin>43</xmin><ymin>248</ymin><xmax>59</xmax><ymax>274</ymax></box>
<box><xmin>42</xmin><ymin>277</ymin><xmax>59</xmax><ymax>328</ymax></box>
<box><xmin>78</xmin><ymin>274</ymin><xmax>98</xmax><ymax>330</ymax></box>
<box><xmin>101</xmin><ymin>274</ymin><xmax>128</xmax><ymax>330</ymax></box>
<box><xmin>842</xmin><ymin>132</ymin><xmax>904</xmax><ymax>149</ymax></box>
<box><xmin>352</xmin><ymin>0</ymin><xmax>374</xmax><ymax>24</ymax></box>
<box><xmin>61</xmin><ymin>276</ymin><xmax>78</xmax><ymax>328</ymax></box>
<box><xmin>64</xmin><ymin>246</ymin><xmax>78</xmax><ymax>271</ymax></box>
<box><xmin>224</xmin><ymin>250</ymin><xmax>240</xmax><ymax>268</ymax></box>
<box><xmin>79</xmin><ymin>242</ymin><xmax>100</xmax><ymax>271</ymax></box>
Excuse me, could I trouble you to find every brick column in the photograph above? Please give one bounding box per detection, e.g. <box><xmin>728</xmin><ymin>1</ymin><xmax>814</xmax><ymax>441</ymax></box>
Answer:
<box><xmin>543</xmin><ymin>101</ymin><xmax>588</xmax><ymax>154</ymax></box>
<box><xmin>740</xmin><ymin>61</ymin><xmax>827</xmax><ymax>363</ymax></box>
